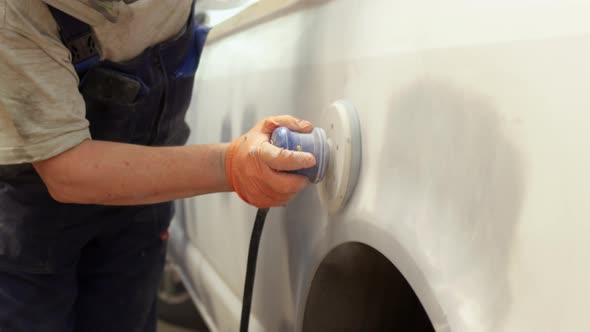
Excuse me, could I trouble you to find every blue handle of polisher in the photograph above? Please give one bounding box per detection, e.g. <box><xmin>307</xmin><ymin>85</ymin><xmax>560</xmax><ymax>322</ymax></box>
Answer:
<box><xmin>270</xmin><ymin>126</ymin><xmax>327</xmax><ymax>183</ymax></box>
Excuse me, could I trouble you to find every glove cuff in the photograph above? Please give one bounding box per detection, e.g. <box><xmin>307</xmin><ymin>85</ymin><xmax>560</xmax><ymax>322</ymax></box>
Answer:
<box><xmin>225</xmin><ymin>136</ymin><xmax>252</xmax><ymax>205</ymax></box>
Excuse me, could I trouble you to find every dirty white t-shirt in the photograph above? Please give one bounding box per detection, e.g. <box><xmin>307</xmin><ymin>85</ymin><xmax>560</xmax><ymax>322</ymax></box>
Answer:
<box><xmin>0</xmin><ymin>0</ymin><xmax>192</xmax><ymax>164</ymax></box>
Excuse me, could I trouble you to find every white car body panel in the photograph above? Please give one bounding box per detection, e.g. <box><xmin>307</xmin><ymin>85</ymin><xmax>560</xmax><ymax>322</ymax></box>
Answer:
<box><xmin>169</xmin><ymin>1</ymin><xmax>590</xmax><ymax>331</ymax></box>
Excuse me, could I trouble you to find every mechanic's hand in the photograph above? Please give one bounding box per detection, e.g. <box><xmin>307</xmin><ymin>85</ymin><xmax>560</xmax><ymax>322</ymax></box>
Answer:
<box><xmin>225</xmin><ymin>115</ymin><xmax>317</xmax><ymax>208</ymax></box>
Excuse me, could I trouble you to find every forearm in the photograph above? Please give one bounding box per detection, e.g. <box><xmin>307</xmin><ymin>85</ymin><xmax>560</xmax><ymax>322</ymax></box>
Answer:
<box><xmin>33</xmin><ymin>140</ymin><xmax>232</xmax><ymax>205</ymax></box>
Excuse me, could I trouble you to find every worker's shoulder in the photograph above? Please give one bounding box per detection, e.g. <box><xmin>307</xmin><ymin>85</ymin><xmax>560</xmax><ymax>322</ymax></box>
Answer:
<box><xmin>0</xmin><ymin>0</ymin><xmax>5</xmax><ymax>29</ymax></box>
<box><xmin>1</xmin><ymin>0</ymin><xmax>60</xmax><ymax>41</ymax></box>
<box><xmin>0</xmin><ymin>0</ymin><xmax>74</xmax><ymax>80</ymax></box>
<box><xmin>0</xmin><ymin>0</ymin><xmax>70</xmax><ymax>69</ymax></box>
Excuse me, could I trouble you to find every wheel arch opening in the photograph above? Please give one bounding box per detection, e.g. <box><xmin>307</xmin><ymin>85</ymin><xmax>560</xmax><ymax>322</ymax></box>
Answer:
<box><xmin>302</xmin><ymin>242</ymin><xmax>435</xmax><ymax>332</ymax></box>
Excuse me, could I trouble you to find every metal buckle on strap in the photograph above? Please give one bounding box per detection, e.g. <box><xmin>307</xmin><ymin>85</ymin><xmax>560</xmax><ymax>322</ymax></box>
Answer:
<box><xmin>65</xmin><ymin>31</ymin><xmax>99</xmax><ymax>65</ymax></box>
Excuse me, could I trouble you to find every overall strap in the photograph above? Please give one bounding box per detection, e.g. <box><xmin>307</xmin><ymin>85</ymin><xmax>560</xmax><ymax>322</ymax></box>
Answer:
<box><xmin>47</xmin><ymin>6</ymin><xmax>100</xmax><ymax>75</ymax></box>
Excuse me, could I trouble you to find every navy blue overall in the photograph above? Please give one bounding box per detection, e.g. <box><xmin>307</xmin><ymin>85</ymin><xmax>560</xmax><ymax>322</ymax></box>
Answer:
<box><xmin>0</xmin><ymin>3</ymin><xmax>208</xmax><ymax>331</ymax></box>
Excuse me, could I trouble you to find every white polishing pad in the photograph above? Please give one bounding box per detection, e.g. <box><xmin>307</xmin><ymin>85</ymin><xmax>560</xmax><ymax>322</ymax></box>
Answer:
<box><xmin>318</xmin><ymin>100</ymin><xmax>362</xmax><ymax>214</ymax></box>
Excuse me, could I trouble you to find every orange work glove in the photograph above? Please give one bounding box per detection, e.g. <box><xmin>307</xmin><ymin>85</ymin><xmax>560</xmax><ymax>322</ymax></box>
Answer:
<box><xmin>225</xmin><ymin>115</ymin><xmax>317</xmax><ymax>208</ymax></box>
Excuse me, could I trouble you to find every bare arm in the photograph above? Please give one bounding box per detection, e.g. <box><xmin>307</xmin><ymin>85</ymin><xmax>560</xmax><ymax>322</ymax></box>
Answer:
<box><xmin>33</xmin><ymin>140</ymin><xmax>232</xmax><ymax>206</ymax></box>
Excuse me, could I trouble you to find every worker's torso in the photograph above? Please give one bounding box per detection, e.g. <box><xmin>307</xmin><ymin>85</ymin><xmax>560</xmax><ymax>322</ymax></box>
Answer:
<box><xmin>0</xmin><ymin>0</ymin><xmax>208</xmax><ymax>274</ymax></box>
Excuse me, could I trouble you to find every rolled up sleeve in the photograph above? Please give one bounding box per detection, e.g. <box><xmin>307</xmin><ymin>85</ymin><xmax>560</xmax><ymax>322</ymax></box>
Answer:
<box><xmin>0</xmin><ymin>28</ymin><xmax>90</xmax><ymax>165</ymax></box>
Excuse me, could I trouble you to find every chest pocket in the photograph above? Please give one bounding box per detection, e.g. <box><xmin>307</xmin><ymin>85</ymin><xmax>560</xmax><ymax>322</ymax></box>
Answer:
<box><xmin>80</xmin><ymin>50</ymin><xmax>162</xmax><ymax>145</ymax></box>
<box><xmin>49</xmin><ymin>2</ymin><xmax>209</xmax><ymax>146</ymax></box>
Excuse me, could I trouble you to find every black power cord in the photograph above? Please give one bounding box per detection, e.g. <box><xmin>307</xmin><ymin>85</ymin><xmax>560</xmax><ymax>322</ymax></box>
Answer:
<box><xmin>239</xmin><ymin>208</ymin><xmax>270</xmax><ymax>332</ymax></box>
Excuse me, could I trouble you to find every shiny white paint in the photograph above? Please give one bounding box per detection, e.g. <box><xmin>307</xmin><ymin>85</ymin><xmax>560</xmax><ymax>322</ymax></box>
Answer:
<box><xmin>195</xmin><ymin>0</ymin><xmax>258</xmax><ymax>26</ymax></box>
<box><xmin>169</xmin><ymin>0</ymin><xmax>590</xmax><ymax>331</ymax></box>
<box><xmin>197</xmin><ymin>0</ymin><xmax>254</xmax><ymax>10</ymax></box>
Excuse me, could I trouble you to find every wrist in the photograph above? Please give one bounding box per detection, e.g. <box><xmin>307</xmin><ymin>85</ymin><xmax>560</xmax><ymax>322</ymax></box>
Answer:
<box><xmin>218</xmin><ymin>143</ymin><xmax>233</xmax><ymax>192</ymax></box>
<box><xmin>224</xmin><ymin>137</ymin><xmax>253</xmax><ymax>204</ymax></box>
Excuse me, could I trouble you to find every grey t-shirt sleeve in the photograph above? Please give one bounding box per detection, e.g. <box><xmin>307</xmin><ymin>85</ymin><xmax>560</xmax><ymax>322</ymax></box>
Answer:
<box><xmin>0</xmin><ymin>28</ymin><xmax>91</xmax><ymax>165</ymax></box>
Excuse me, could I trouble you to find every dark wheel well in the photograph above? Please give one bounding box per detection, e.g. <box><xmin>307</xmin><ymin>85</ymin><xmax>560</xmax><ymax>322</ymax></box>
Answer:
<box><xmin>303</xmin><ymin>242</ymin><xmax>435</xmax><ymax>332</ymax></box>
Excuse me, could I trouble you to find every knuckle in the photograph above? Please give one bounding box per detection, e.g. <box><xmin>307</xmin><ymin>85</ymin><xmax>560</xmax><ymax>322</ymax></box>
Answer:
<box><xmin>277</xmin><ymin>148</ymin><xmax>293</xmax><ymax>160</ymax></box>
<box><xmin>263</xmin><ymin>118</ymin><xmax>277</xmax><ymax>128</ymax></box>
<box><xmin>247</xmin><ymin>144</ymin><xmax>258</xmax><ymax>157</ymax></box>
